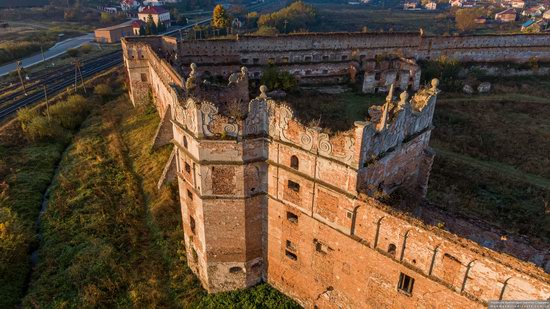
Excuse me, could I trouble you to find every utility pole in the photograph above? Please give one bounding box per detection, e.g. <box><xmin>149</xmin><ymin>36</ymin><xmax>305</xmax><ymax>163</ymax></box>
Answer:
<box><xmin>74</xmin><ymin>59</ymin><xmax>86</xmax><ymax>94</ymax></box>
<box><xmin>284</xmin><ymin>19</ymin><xmax>288</xmax><ymax>33</ymax></box>
<box><xmin>43</xmin><ymin>85</ymin><xmax>50</xmax><ymax>121</ymax></box>
<box><xmin>40</xmin><ymin>44</ymin><xmax>45</xmax><ymax>62</ymax></box>
<box><xmin>16</xmin><ymin>61</ymin><xmax>27</xmax><ymax>96</ymax></box>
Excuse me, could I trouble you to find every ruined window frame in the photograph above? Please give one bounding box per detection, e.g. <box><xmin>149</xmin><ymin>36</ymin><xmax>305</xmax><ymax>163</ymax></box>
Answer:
<box><xmin>185</xmin><ymin>162</ymin><xmax>191</xmax><ymax>174</ymax></box>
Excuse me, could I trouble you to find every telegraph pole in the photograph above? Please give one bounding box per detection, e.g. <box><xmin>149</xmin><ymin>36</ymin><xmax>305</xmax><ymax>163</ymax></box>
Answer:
<box><xmin>16</xmin><ymin>60</ymin><xmax>27</xmax><ymax>96</ymax></box>
<box><xmin>74</xmin><ymin>59</ymin><xmax>86</xmax><ymax>94</ymax></box>
<box><xmin>43</xmin><ymin>85</ymin><xmax>50</xmax><ymax>121</ymax></box>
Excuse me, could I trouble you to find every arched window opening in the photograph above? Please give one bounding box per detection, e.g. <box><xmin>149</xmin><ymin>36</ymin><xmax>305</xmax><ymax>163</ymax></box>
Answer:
<box><xmin>388</xmin><ymin>243</ymin><xmax>397</xmax><ymax>256</ymax></box>
<box><xmin>290</xmin><ymin>155</ymin><xmax>299</xmax><ymax>169</ymax></box>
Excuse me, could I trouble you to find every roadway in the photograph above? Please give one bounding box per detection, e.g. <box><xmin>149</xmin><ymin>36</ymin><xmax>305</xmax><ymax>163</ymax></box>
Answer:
<box><xmin>0</xmin><ymin>33</ymin><xmax>95</xmax><ymax>77</ymax></box>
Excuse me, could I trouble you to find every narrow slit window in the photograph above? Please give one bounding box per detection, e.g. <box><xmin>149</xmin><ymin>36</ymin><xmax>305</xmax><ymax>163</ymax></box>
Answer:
<box><xmin>183</xmin><ymin>135</ymin><xmax>188</xmax><ymax>148</ymax></box>
<box><xmin>190</xmin><ymin>216</ymin><xmax>196</xmax><ymax>234</ymax></box>
<box><xmin>185</xmin><ymin>162</ymin><xmax>191</xmax><ymax>174</ymax></box>
<box><xmin>187</xmin><ymin>189</ymin><xmax>193</xmax><ymax>200</ymax></box>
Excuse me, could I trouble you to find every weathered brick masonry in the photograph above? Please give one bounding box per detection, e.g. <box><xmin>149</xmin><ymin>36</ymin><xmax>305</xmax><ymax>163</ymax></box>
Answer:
<box><xmin>122</xmin><ymin>33</ymin><xmax>550</xmax><ymax>308</ymax></box>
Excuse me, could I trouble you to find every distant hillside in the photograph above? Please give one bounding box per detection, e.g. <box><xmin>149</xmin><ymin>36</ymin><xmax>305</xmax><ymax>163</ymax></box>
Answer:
<box><xmin>0</xmin><ymin>0</ymin><xmax>49</xmax><ymax>8</ymax></box>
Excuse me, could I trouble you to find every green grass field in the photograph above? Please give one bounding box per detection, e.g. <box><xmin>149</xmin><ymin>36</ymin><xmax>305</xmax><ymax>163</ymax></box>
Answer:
<box><xmin>428</xmin><ymin>76</ymin><xmax>550</xmax><ymax>242</ymax></box>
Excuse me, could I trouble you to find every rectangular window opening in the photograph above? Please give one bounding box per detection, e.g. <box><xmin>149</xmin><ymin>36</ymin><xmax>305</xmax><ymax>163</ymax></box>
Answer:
<box><xmin>287</xmin><ymin>180</ymin><xmax>300</xmax><ymax>192</ymax></box>
<box><xmin>397</xmin><ymin>273</ymin><xmax>415</xmax><ymax>295</ymax></box>
<box><xmin>285</xmin><ymin>249</ymin><xmax>297</xmax><ymax>261</ymax></box>
<box><xmin>286</xmin><ymin>211</ymin><xmax>298</xmax><ymax>223</ymax></box>
<box><xmin>286</xmin><ymin>240</ymin><xmax>296</xmax><ymax>251</ymax></box>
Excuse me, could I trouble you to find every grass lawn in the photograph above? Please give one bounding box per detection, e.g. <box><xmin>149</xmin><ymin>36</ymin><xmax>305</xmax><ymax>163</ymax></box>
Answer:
<box><xmin>22</xmin><ymin>92</ymin><xmax>300</xmax><ymax>307</ymax></box>
<box><xmin>308</xmin><ymin>2</ymin><xmax>456</xmax><ymax>34</ymax></box>
<box><xmin>286</xmin><ymin>89</ymin><xmax>385</xmax><ymax>132</ymax></box>
<box><xmin>427</xmin><ymin>76</ymin><xmax>550</xmax><ymax>242</ymax></box>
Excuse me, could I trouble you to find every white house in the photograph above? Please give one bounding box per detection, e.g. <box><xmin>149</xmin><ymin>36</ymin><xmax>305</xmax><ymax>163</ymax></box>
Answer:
<box><xmin>138</xmin><ymin>6</ymin><xmax>171</xmax><ymax>27</ymax></box>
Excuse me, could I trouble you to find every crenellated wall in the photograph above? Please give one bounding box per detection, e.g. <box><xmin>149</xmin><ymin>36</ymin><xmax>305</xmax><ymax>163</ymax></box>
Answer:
<box><xmin>122</xmin><ymin>36</ymin><xmax>550</xmax><ymax>308</ymax></box>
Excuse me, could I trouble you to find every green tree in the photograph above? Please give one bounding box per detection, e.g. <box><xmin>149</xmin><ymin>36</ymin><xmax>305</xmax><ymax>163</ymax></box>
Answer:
<box><xmin>257</xmin><ymin>1</ymin><xmax>316</xmax><ymax>33</ymax></box>
<box><xmin>255</xmin><ymin>25</ymin><xmax>279</xmax><ymax>36</ymax></box>
<box><xmin>145</xmin><ymin>14</ymin><xmax>157</xmax><ymax>35</ymax></box>
<box><xmin>158</xmin><ymin>22</ymin><xmax>166</xmax><ymax>33</ymax></box>
<box><xmin>261</xmin><ymin>64</ymin><xmax>297</xmax><ymax>91</ymax></box>
<box><xmin>212</xmin><ymin>4</ymin><xmax>229</xmax><ymax>29</ymax></box>
<box><xmin>94</xmin><ymin>83</ymin><xmax>113</xmax><ymax>101</ymax></box>
<box><xmin>100</xmin><ymin>11</ymin><xmax>112</xmax><ymax>23</ymax></box>
<box><xmin>455</xmin><ymin>8</ymin><xmax>482</xmax><ymax>32</ymax></box>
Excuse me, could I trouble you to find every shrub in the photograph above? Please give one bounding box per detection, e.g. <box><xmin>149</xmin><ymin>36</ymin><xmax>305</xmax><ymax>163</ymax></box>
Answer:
<box><xmin>18</xmin><ymin>95</ymin><xmax>90</xmax><ymax>141</ymax></box>
<box><xmin>66</xmin><ymin>48</ymin><xmax>79</xmax><ymax>58</ymax></box>
<box><xmin>260</xmin><ymin>65</ymin><xmax>297</xmax><ymax>92</ymax></box>
<box><xmin>17</xmin><ymin>107</ymin><xmax>39</xmax><ymax>132</ymax></box>
<box><xmin>0</xmin><ymin>41</ymin><xmax>42</xmax><ymax>66</ymax></box>
<box><xmin>49</xmin><ymin>95</ymin><xmax>90</xmax><ymax>130</ymax></box>
<box><xmin>25</xmin><ymin>115</ymin><xmax>65</xmax><ymax>141</ymax></box>
<box><xmin>255</xmin><ymin>26</ymin><xmax>279</xmax><ymax>36</ymax></box>
<box><xmin>94</xmin><ymin>83</ymin><xmax>113</xmax><ymax>100</ymax></box>
<box><xmin>0</xmin><ymin>207</ymin><xmax>32</xmax><ymax>272</ymax></box>
<box><xmin>79</xmin><ymin>44</ymin><xmax>92</xmax><ymax>54</ymax></box>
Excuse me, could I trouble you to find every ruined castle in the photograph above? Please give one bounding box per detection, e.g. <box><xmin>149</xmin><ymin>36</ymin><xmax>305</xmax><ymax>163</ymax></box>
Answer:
<box><xmin>122</xmin><ymin>32</ymin><xmax>550</xmax><ymax>308</ymax></box>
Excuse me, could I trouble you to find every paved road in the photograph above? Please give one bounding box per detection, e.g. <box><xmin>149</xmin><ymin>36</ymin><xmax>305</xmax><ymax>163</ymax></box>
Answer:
<box><xmin>0</xmin><ymin>33</ymin><xmax>94</xmax><ymax>77</ymax></box>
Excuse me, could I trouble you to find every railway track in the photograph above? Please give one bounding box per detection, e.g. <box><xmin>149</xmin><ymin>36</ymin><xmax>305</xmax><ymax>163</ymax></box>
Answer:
<box><xmin>0</xmin><ymin>1</ymin><xmax>280</xmax><ymax>121</ymax></box>
<box><xmin>0</xmin><ymin>52</ymin><xmax>122</xmax><ymax>120</ymax></box>
<box><xmin>0</xmin><ymin>51</ymin><xmax>121</xmax><ymax>102</ymax></box>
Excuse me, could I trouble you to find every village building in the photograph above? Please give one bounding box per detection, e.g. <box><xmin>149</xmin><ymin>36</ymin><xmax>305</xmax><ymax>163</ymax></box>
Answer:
<box><xmin>495</xmin><ymin>8</ymin><xmax>517</xmax><ymax>22</ymax></box>
<box><xmin>544</xmin><ymin>9</ymin><xmax>550</xmax><ymax>20</ymax></box>
<box><xmin>94</xmin><ymin>20</ymin><xmax>134</xmax><ymax>43</ymax></box>
<box><xmin>522</xmin><ymin>6</ymin><xmax>544</xmax><ymax>17</ymax></box>
<box><xmin>121</xmin><ymin>0</ymin><xmax>139</xmax><ymax>11</ymax></box>
<box><xmin>138</xmin><ymin>6</ymin><xmax>171</xmax><ymax>27</ymax></box>
<box><xmin>403</xmin><ymin>1</ymin><xmax>419</xmax><ymax>10</ymax></box>
<box><xmin>511</xmin><ymin>0</ymin><xmax>525</xmax><ymax>9</ymax></box>
<box><xmin>424</xmin><ymin>1</ymin><xmax>437</xmax><ymax>10</ymax></box>
<box><xmin>449</xmin><ymin>0</ymin><xmax>463</xmax><ymax>7</ymax></box>
<box><xmin>474</xmin><ymin>16</ymin><xmax>488</xmax><ymax>24</ymax></box>
<box><xmin>131</xmin><ymin>19</ymin><xmax>146</xmax><ymax>35</ymax></box>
